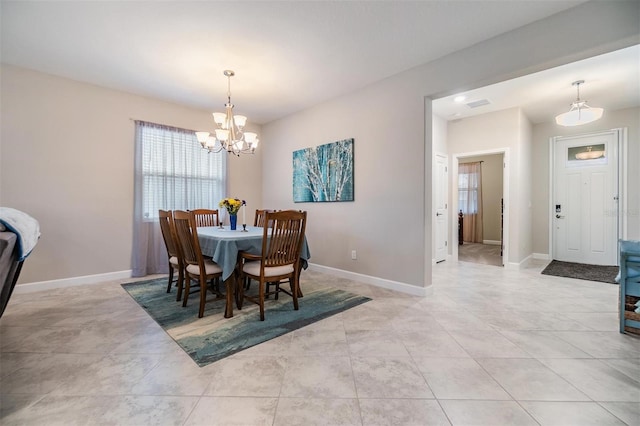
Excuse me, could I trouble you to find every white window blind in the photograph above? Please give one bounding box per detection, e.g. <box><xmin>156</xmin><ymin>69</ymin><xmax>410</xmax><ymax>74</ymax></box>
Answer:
<box><xmin>136</xmin><ymin>121</ymin><xmax>226</xmax><ymax>221</ymax></box>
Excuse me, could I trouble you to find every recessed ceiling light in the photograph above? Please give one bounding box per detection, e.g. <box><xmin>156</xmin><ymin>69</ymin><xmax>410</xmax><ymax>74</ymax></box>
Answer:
<box><xmin>454</xmin><ymin>95</ymin><xmax>466</xmax><ymax>103</ymax></box>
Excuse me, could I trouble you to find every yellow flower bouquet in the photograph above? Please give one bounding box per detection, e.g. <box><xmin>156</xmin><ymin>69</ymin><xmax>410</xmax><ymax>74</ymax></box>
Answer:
<box><xmin>219</xmin><ymin>198</ymin><xmax>244</xmax><ymax>215</ymax></box>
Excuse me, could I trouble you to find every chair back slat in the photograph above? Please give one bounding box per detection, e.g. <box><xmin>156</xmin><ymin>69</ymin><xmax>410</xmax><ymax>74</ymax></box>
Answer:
<box><xmin>191</xmin><ymin>209</ymin><xmax>219</xmax><ymax>227</ymax></box>
<box><xmin>254</xmin><ymin>209</ymin><xmax>274</xmax><ymax>227</ymax></box>
<box><xmin>173</xmin><ymin>210</ymin><xmax>204</xmax><ymax>267</ymax></box>
<box><xmin>263</xmin><ymin>210</ymin><xmax>306</xmax><ymax>268</ymax></box>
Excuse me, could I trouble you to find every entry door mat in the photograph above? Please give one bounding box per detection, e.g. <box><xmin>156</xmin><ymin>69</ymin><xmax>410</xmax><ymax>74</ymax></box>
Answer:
<box><xmin>541</xmin><ymin>260</ymin><xmax>619</xmax><ymax>284</ymax></box>
<box><xmin>121</xmin><ymin>278</ymin><xmax>370</xmax><ymax>367</ymax></box>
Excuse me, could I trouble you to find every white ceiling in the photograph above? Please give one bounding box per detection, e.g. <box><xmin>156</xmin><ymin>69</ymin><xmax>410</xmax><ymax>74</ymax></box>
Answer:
<box><xmin>433</xmin><ymin>44</ymin><xmax>640</xmax><ymax>124</ymax></box>
<box><xmin>3</xmin><ymin>0</ymin><xmax>635</xmax><ymax>126</ymax></box>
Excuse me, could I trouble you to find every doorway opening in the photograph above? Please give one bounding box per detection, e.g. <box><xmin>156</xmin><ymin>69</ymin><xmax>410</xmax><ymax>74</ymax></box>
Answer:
<box><xmin>453</xmin><ymin>149</ymin><xmax>509</xmax><ymax>267</ymax></box>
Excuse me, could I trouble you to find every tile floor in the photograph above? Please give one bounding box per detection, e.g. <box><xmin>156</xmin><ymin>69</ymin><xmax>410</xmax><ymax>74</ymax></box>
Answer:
<box><xmin>1</xmin><ymin>260</ymin><xmax>639</xmax><ymax>425</ymax></box>
<box><xmin>457</xmin><ymin>243</ymin><xmax>503</xmax><ymax>267</ymax></box>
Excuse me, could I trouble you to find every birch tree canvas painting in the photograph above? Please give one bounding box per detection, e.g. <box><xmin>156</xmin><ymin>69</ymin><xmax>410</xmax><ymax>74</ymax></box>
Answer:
<box><xmin>293</xmin><ymin>138</ymin><xmax>354</xmax><ymax>202</ymax></box>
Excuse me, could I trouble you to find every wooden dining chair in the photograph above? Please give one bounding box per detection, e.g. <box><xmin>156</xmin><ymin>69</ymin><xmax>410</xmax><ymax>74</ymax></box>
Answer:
<box><xmin>191</xmin><ymin>209</ymin><xmax>219</xmax><ymax>227</ymax></box>
<box><xmin>253</xmin><ymin>209</ymin><xmax>274</xmax><ymax>227</ymax></box>
<box><xmin>244</xmin><ymin>208</ymin><xmax>275</xmax><ymax>291</ymax></box>
<box><xmin>158</xmin><ymin>210</ymin><xmax>185</xmax><ymax>299</ymax></box>
<box><xmin>237</xmin><ymin>210</ymin><xmax>307</xmax><ymax>321</ymax></box>
<box><xmin>173</xmin><ymin>210</ymin><xmax>225</xmax><ymax>318</ymax></box>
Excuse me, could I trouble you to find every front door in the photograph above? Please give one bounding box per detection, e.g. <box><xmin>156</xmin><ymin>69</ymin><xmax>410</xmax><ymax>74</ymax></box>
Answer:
<box><xmin>552</xmin><ymin>131</ymin><xmax>618</xmax><ymax>266</ymax></box>
<box><xmin>434</xmin><ymin>154</ymin><xmax>448</xmax><ymax>263</ymax></box>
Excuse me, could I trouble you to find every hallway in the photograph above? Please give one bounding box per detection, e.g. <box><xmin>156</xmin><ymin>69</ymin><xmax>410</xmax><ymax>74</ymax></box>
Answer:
<box><xmin>458</xmin><ymin>242</ymin><xmax>503</xmax><ymax>267</ymax></box>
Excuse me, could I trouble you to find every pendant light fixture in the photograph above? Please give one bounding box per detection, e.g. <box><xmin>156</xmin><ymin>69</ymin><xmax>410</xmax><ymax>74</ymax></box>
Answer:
<box><xmin>195</xmin><ymin>70</ymin><xmax>259</xmax><ymax>155</ymax></box>
<box><xmin>555</xmin><ymin>80</ymin><xmax>603</xmax><ymax>126</ymax></box>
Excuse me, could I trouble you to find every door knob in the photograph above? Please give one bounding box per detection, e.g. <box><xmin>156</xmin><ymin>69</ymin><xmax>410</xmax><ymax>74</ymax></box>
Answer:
<box><xmin>436</xmin><ymin>212</ymin><xmax>443</xmax><ymax>216</ymax></box>
<box><xmin>556</xmin><ymin>214</ymin><xmax>565</xmax><ymax>219</ymax></box>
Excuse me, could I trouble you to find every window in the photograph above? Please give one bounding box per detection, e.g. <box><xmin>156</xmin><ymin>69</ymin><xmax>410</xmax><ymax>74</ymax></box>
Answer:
<box><xmin>136</xmin><ymin>121</ymin><xmax>226</xmax><ymax>221</ymax></box>
<box><xmin>458</xmin><ymin>163</ymin><xmax>480</xmax><ymax>214</ymax></box>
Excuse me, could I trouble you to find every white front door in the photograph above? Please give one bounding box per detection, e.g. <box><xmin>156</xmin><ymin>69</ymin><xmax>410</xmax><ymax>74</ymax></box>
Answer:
<box><xmin>553</xmin><ymin>131</ymin><xmax>618</xmax><ymax>266</ymax></box>
<box><xmin>435</xmin><ymin>154</ymin><xmax>448</xmax><ymax>263</ymax></box>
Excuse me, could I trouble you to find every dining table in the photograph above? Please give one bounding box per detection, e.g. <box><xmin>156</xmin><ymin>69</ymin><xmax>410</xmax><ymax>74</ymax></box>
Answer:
<box><xmin>197</xmin><ymin>225</ymin><xmax>311</xmax><ymax>318</ymax></box>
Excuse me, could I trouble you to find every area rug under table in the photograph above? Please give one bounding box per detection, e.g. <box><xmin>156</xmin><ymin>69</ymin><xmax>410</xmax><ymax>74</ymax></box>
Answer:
<box><xmin>541</xmin><ymin>260</ymin><xmax>619</xmax><ymax>284</ymax></box>
<box><xmin>121</xmin><ymin>278</ymin><xmax>370</xmax><ymax>367</ymax></box>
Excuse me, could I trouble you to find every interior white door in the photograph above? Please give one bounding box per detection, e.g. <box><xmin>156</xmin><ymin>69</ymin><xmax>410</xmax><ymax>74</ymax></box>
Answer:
<box><xmin>553</xmin><ymin>132</ymin><xmax>618</xmax><ymax>266</ymax></box>
<box><xmin>435</xmin><ymin>154</ymin><xmax>448</xmax><ymax>263</ymax></box>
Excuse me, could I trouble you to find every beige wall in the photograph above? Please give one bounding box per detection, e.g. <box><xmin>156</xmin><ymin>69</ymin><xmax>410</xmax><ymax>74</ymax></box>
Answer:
<box><xmin>1</xmin><ymin>65</ymin><xmax>262</xmax><ymax>284</ymax></box>
<box><xmin>516</xmin><ymin>109</ymin><xmax>533</xmax><ymax>263</ymax></box>
<box><xmin>261</xmin><ymin>1</ymin><xmax>638</xmax><ymax>284</ymax></box>
<box><xmin>531</xmin><ymin>106</ymin><xmax>640</xmax><ymax>256</ymax></box>
<box><xmin>1</xmin><ymin>0</ymin><xmax>637</xmax><ymax>288</ymax></box>
<box><xmin>262</xmin><ymin>77</ymin><xmax>426</xmax><ymax>286</ymax></box>
<box><xmin>459</xmin><ymin>154</ymin><xmax>504</xmax><ymax>243</ymax></box>
<box><xmin>448</xmin><ymin>107</ymin><xmax>531</xmax><ymax>265</ymax></box>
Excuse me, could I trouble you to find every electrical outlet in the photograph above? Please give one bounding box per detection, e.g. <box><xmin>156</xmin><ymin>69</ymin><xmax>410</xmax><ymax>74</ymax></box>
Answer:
<box><xmin>351</xmin><ymin>250</ymin><xmax>357</xmax><ymax>260</ymax></box>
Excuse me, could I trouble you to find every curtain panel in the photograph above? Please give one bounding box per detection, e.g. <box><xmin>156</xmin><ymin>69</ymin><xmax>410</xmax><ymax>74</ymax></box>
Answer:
<box><xmin>459</xmin><ymin>161</ymin><xmax>483</xmax><ymax>243</ymax></box>
<box><xmin>132</xmin><ymin>121</ymin><xmax>227</xmax><ymax>277</ymax></box>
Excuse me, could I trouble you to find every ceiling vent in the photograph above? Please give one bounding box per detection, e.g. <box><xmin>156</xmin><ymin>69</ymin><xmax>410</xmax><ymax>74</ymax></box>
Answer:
<box><xmin>466</xmin><ymin>99</ymin><xmax>491</xmax><ymax>108</ymax></box>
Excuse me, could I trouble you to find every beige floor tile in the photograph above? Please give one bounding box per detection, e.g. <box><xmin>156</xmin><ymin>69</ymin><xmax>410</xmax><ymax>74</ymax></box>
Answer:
<box><xmin>448</xmin><ymin>329</ymin><xmax>531</xmax><ymax>358</ymax></box>
<box><xmin>440</xmin><ymin>400</ymin><xmax>538</xmax><ymax>426</ymax></box>
<box><xmin>289</xmin><ymin>329</ymin><xmax>349</xmax><ymax>356</ymax></box>
<box><xmin>274</xmin><ymin>398</ymin><xmax>361</xmax><ymax>426</ymax></box>
<box><xmin>520</xmin><ymin>401</ymin><xmax>627</xmax><ymax>425</ymax></box>
<box><xmin>129</xmin><ymin>354</ymin><xmax>215</xmax><ymax>396</ymax></box>
<box><xmin>352</xmin><ymin>356</ymin><xmax>434</xmax><ymax>399</ymax></box>
<box><xmin>0</xmin><ymin>394</ymin><xmax>45</xmax><ymax>420</ymax></box>
<box><xmin>478</xmin><ymin>358</ymin><xmax>590</xmax><ymax>401</ymax></box>
<box><xmin>100</xmin><ymin>395</ymin><xmax>199</xmax><ymax>426</ymax></box>
<box><xmin>1</xmin><ymin>395</ymin><xmax>118</xmax><ymax>426</ymax></box>
<box><xmin>346</xmin><ymin>329</ymin><xmax>410</xmax><ymax>357</ymax></box>
<box><xmin>552</xmin><ymin>331</ymin><xmax>640</xmax><ymax>358</ymax></box>
<box><xmin>541</xmin><ymin>358</ymin><xmax>640</xmax><ymax>402</ymax></box>
<box><xmin>413</xmin><ymin>357</ymin><xmax>510</xmax><ymax>400</ymax></box>
<box><xmin>599</xmin><ymin>402</ymin><xmax>640</xmax><ymax>425</ymax></box>
<box><xmin>602</xmin><ymin>358</ymin><xmax>640</xmax><ymax>382</ymax></box>
<box><xmin>1</xmin><ymin>352</ymin><xmax>103</xmax><ymax>394</ymax></box>
<box><xmin>280</xmin><ymin>355</ymin><xmax>357</xmax><ymax>398</ymax></box>
<box><xmin>399</xmin><ymin>330</ymin><xmax>471</xmax><ymax>358</ymax></box>
<box><xmin>50</xmin><ymin>353</ymin><xmax>162</xmax><ymax>396</ymax></box>
<box><xmin>185</xmin><ymin>396</ymin><xmax>277</xmax><ymax>426</ymax></box>
<box><xmin>498</xmin><ymin>330</ymin><xmax>592</xmax><ymax>359</ymax></box>
<box><xmin>203</xmin><ymin>355</ymin><xmax>286</xmax><ymax>397</ymax></box>
<box><xmin>359</xmin><ymin>399</ymin><xmax>450</xmax><ymax>426</ymax></box>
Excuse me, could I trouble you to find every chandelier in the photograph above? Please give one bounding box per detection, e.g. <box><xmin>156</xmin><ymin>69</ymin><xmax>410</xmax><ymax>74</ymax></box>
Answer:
<box><xmin>195</xmin><ymin>70</ymin><xmax>259</xmax><ymax>155</ymax></box>
<box><xmin>555</xmin><ymin>80</ymin><xmax>604</xmax><ymax>126</ymax></box>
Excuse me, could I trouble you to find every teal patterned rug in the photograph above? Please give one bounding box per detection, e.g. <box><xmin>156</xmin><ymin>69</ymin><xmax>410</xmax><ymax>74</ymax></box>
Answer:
<box><xmin>121</xmin><ymin>278</ymin><xmax>370</xmax><ymax>367</ymax></box>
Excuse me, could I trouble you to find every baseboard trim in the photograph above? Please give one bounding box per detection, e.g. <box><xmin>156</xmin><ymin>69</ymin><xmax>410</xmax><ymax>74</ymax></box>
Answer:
<box><xmin>533</xmin><ymin>253</ymin><xmax>550</xmax><ymax>260</ymax></box>
<box><xmin>15</xmin><ymin>264</ymin><xmax>435</xmax><ymax>297</ymax></box>
<box><xmin>505</xmin><ymin>254</ymin><xmax>533</xmax><ymax>270</ymax></box>
<box><xmin>483</xmin><ymin>240</ymin><xmax>502</xmax><ymax>246</ymax></box>
<box><xmin>14</xmin><ymin>270</ymin><xmax>133</xmax><ymax>294</ymax></box>
<box><xmin>308</xmin><ymin>263</ymin><xmax>430</xmax><ymax>297</ymax></box>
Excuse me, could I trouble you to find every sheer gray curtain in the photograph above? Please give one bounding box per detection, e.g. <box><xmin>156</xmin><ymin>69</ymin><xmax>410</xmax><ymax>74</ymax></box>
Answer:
<box><xmin>459</xmin><ymin>161</ymin><xmax>483</xmax><ymax>243</ymax></box>
<box><xmin>132</xmin><ymin>121</ymin><xmax>226</xmax><ymax>277</ymax></box>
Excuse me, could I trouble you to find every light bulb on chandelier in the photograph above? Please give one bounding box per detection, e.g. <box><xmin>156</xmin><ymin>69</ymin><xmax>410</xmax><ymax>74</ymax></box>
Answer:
<box><xmin>195</xmin><ymin>70</ymin><xmax>259</xmax><ymax>155</ymax></box>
